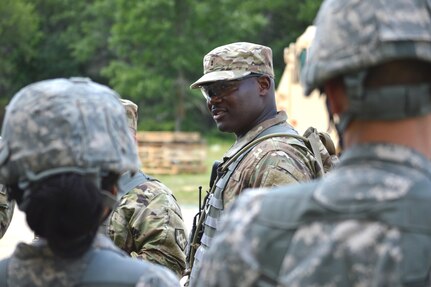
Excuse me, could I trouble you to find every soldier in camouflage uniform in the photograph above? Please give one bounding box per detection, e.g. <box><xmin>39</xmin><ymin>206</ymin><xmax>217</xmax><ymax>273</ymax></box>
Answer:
<box><xmin>0</xmin><ymin>137</ymin><xmax>14</xmax><ymax>239</ymax></box>
<box><xmin>0</xmin><ymin>184</ymin><xmax>14</xmax><ymax>239</ymax></box>
<box><xmin>108</xmin><ymin>99</ymin><xmax>187</xmax><ymax>277</ymax></box>
<box><xmin>0</xmin><ymin>77</ymin><xmax>179</xmax><ymax>286</ymax></box>
<box><xmin>187</xmin><ymin>42</ymin><xmax>322</xmax><ymax>284</ymax></box>
<box><xmin>194</xmin><ymin>0</ymin><xmax>431</xmax><ymax>286</ymax></box>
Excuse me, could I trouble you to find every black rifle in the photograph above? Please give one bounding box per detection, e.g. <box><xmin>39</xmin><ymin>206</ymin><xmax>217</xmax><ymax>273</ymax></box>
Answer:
<box><xmin>184</xmin><ymin>160</ymin><xmax>221</xmax><ymax>276</ymax></box>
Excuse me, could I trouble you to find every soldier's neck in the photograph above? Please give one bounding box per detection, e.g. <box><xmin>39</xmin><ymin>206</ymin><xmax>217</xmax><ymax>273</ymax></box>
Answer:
<box><xmin>343</xmin><ymin>114</ymin><xmax>431</xmax><ymax>159</ymax></box>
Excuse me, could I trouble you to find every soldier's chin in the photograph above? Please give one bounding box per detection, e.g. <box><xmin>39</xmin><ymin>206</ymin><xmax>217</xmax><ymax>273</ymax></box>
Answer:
<box><xmin>217</xmin><ymin>126</ymin><xmax>236</xmax><ymax>135</ymax></box>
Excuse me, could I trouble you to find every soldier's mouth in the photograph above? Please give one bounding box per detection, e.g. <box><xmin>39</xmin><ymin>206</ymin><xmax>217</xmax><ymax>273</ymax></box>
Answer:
<box><xmin>212</xmin><ymin>108</ymin><xmax>227</xmax><ymax>120</ymax></box>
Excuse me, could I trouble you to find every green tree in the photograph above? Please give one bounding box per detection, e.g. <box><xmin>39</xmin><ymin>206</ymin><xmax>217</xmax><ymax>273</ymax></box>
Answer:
<box><xmin>68</xmin><ymin>0</ymin><xmax>116</xmax><ymax>84</ymax></box>
<box><xmin>0</xmin><ymin>0</ymin><xmax>40</xmax><ymax>108</ymax></box>
<box><xmin>257</xmin><ymin>0</ymin><xmax>323</xmax><ymax>79</ymax></box>
<box><xmin>0</xmin><ymin>0</ymin><xmax>322</xmax><ymax>132</ymax></box>
<box><xmin>104</xmin><ymin>0</ymin><xmax>267</xmax><ymax>132</ymax></box>
<box><xmin>27</xmin><ymin>0</ymin><xmax>113</xmax><ymax>84</ymax></box>
<box><xmin>0</xmin><ymin>0</ymin><xmax>115</xmax><ymax>124</ymax></box>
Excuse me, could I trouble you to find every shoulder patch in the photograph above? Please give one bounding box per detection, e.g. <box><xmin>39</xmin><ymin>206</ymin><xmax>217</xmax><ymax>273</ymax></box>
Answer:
<box><xmin>175</xmin><ymin>229</ymin><xmax>187</xmax><ymax>251</ymax></box>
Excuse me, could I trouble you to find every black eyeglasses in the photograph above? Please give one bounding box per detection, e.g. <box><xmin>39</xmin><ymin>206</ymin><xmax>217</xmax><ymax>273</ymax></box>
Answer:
<box><xmin>200</xmin><ymin>74</ymin><xmax>263</xmax><ymax>102</ymax></box>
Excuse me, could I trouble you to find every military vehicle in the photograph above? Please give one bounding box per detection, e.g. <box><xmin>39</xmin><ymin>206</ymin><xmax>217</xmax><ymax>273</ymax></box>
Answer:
<box><xmin>276</xmin><ymin>26</ymin><xmax>339</xmax><ymax>148</ymax></box>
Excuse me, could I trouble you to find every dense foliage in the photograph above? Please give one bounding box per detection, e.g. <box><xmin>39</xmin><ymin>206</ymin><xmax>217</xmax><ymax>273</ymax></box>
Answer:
<box><xmin>0</xmin><ymin>0</ymin><xmax>322</xmax><ymax>133</ymax></box>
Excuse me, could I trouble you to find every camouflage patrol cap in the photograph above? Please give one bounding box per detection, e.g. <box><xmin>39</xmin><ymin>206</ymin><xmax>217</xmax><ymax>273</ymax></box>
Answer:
<box><xmin>190</xmin><ymin>42</ymin><xmax>274</xmax><ymax>88</ymax></box>
<box><xmin>120</xmin><ymin>99</ymin><xmax>138</xmax><ymax>132</ymax></box>
<box><xmin>302</xmin><ymin>0</ymin><xmax>431</xmax><ymax>96</ymax></box>
<box><xmin>0</xmin><ymin>77</ymin><xmax>140</xmax><ymax>187</ymax></box>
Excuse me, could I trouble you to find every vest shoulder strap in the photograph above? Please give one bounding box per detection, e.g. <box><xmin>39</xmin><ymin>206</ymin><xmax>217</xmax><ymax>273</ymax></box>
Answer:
<box><xmin>222</xmin><ymin>124</ymin><xmax>309</xmax><ymax>172</ymax></box>
<box><xmin>117</xmin><ymin>171</ymin><xmax>153</xmax><ymax>198</ymax></box>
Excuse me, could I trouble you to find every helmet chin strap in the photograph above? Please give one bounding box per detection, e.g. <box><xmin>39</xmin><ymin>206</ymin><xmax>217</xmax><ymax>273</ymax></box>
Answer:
<box><xmin>99</xmin><ymin>189</ymin><xmax>118</xmax><ymax>223</ymax></box>
<box><xmin>333</xmin><ymin>70</ymin><xmax>431</xmax><ymax>143</ymax></box>
<box><xmin>335</xmin><ymin>71</ymin><xmax>368</xmax><ymax>137</ymax></box>
<box><xmin>17</xmin><ymin>168</ymin><xmax>118</xmax><ymax>213</ymax></box>
<box><xmin>325</xmin><ymin>96</ymin><xmax>345</xmax><ymax>151</ymax></box>
<box><xmin>100</xmin><ymin>189</ymin><xmax>117</xmax><ymax>210</ymax></box>
<box><xmin>18</xmin><ymin>188</ymin><xmax>31</xmax><ymax>212</ymax></box>
<box><xmin>22</xmin><ymin>167</ymin><xmax>102</xmax><ymax>189</ymax></box>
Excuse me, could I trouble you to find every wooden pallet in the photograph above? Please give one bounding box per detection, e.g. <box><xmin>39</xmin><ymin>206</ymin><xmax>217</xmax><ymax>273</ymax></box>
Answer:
<box><xmin>137</xmin><ymin>131</ymin><xmax>207</xmax><ymax>175</ymax></box>
<box><xmin>137</xmin><ymin>131</ymin><xmax>202</xmax><ymax>144</ymax></box>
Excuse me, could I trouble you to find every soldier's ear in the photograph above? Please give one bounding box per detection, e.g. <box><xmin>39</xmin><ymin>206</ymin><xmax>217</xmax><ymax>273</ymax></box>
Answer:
<box><xmin>257</xmin><ymin>75</ymin><xmax>271</xmax><ymax>95</ymax></box>
<box><xmin>324</xmin><ymin>78</ymin><xmax>348</xmax><ymax>115</ymax></box>
<box><xmin>110</xmin><ymin>185</ymin><xmax>118</xmax><ymax>197</ymax></box>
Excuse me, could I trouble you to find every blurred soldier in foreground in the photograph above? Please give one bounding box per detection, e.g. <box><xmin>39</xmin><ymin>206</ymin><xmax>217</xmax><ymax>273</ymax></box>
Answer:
<box><xmin>108</xmin><ymin>99</ymin><xmax>187</xmax><ymax>277</ymax></box>
<box><xmin>194</xmin><ymin>0</ymin><xmax>431</xmax><ymax>286</ymax></box>
<box><xmin>0</xmin><ymin>184</ymin><xmax>14</xmax><ymax>239</ymax></box>
<box><xmin>187</xmin><ymin>42</ymin><xmax>333</xmax><ymax>284</ymax></box>
<box><xmin>0</xmin><ymin>77</ymin><xmax>179</xmax><ymax>286</ymax></box>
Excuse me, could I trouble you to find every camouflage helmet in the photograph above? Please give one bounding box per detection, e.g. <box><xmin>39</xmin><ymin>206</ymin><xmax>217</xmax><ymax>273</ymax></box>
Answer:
<box><xmin>302</xmin><ymin>0</ymin><xmax>431</xmax><ymax>96</ymax></box>
<box><xmin>190</xmin><ymin>42</ymin><xmax>274</xmax><ymax>88</ymax></box>
<box><xmin>0</xmin><ymin>77</ymin><xmax>140</xmax><ymax>188</ymax></box>
<box><xmin>302</xmin><ymin>0</ymin><xmax>431</xmax><ymax>130</ymax></box>
<box><xmin>120</xmin><ymin>99</ymin><xmax>138</xmax><ymax>133</ymax></box>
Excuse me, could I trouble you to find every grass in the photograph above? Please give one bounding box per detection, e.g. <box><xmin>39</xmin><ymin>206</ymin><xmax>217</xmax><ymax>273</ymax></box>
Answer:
<box><xmin>154</xmin><ymin>139</ymin><xmax>233</xmax><ymax>206</ymax></box>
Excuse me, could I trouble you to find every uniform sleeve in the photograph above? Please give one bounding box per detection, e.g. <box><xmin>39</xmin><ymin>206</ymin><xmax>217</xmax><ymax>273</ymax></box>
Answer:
<box><xmin>108</xmin><ymin>193</ymin><xmax>136</xmax><ymax>253</ymax></box>
<box><xmin>109</xmin><ymin>182</ymin><xmax>187</xmax><ymax>277</ymax></box>
<box><xmin>248</xmin><ymin>138</ymin><xmax>318</xmax><ymax>189</ymax></box>
<box><xmin>251</xmin><ymin>148</ymin><xmax>315</xmax><ymax>188</ymax></box>
<box><xmin>0</xmin><ymin>185</ymin><xmax>14</xmax><ymax>239</ymax></box>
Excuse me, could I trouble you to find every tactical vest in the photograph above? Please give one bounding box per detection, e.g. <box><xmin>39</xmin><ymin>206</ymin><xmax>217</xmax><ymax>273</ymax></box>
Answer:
<box><xmin>0</xmin><ymin>235</ymin><xmax>168</xmax><ymax>287</ymax></box>
<box><xmin>253</xmin><ymin>179</ymin><xmax>431</xmax><ymax>286</ymax></box>
<box><xmin>190</xmin><ymin>124</ymin><xmax>308</xmax><ymax>282</ymax></box>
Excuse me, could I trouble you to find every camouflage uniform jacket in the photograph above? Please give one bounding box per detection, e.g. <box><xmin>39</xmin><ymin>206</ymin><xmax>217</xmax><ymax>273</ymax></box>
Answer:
<box><xmin>108</xmin><ymin>172</ymin><xmax>187</xmax><ymax>277</ymax></box>
<box><xmin>215</xmin><ymin>111</ymin><xmax>320</xmax><ymax>208</ymax></box>
<box><xmin>0</xmin><ymin>186</ymin><xmax>14</xmax><ymax>239</ymax></box>
<box><xmin>0</xmin><ymin>234</ymin><xmax>180</xmax><ymax>287</ymax></box>
<box><xmin>190</xmin><ymin>111</ymin><xmax>321</xmax><ymax>284</ymax></box>
<box><xmin>194</xmin><ymin>143</ymin><xmax>431</xmax><ymax>286</ymax></box>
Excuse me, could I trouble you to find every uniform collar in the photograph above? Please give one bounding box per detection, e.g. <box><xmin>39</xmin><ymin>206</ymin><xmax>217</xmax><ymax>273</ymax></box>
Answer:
<box><xmin>339</xmin><ymin>143</ymin><xmax>431</xmax><ymax>178</ymax></box>
<box><xmin>223</xmin><ymin>111</ymin><xmax>289</xmax><ymax>159</ymax></box>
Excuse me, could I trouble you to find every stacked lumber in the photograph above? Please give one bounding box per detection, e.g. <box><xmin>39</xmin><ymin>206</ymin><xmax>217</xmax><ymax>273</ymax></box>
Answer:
<box><xmin>137</xmin><ymin>131</ymin><xmax>207</xmax><ymax>175</ymax></box>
